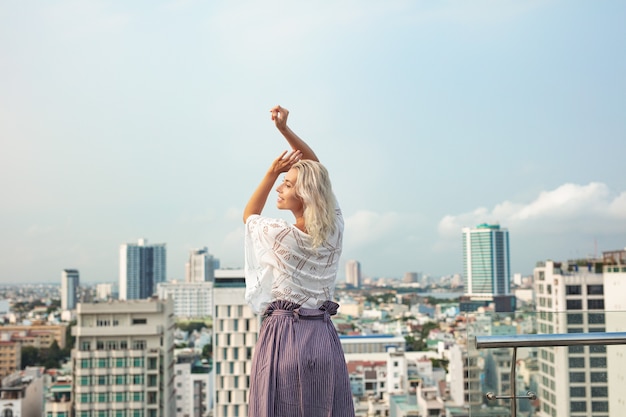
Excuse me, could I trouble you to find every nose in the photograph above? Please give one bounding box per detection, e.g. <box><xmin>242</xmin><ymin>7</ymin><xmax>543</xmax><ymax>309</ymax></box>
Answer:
<box><xmin>276</xmin><ymin>183</ymin><xmax>283</xmax><ymax>193</ymax></box>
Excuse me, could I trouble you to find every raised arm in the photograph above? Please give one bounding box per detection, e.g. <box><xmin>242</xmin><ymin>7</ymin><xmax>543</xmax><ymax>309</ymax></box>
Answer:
<box><xmin>243</xmin><ymin>150</ymin><xmax>302</xmax><ymax>223</ymax></box>
<box><xmin>270</xmin><ymin>105</ymin><xmax>319</xmax><ymax>162</ymax></box>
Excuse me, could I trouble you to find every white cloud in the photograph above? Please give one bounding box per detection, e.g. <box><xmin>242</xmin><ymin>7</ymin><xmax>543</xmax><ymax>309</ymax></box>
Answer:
<box><xmin>437</xmin><ymin>182</ymin><xmax>626</xmax><ymax>239</ymax></box>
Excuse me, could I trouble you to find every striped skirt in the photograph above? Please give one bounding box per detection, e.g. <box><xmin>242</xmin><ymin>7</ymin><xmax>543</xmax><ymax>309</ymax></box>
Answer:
<box><xmin>249</xmin><ymin>300</ymin><xmax>355</xmax><ymax>417</ymax></box>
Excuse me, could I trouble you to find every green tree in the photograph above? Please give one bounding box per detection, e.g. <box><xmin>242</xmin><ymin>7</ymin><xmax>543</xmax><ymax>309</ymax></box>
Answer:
<box><xmin>21</xmin><ymin>346</ymin><xmax>40</xmax><ymax>368</ymax></box>
<box><xmin>202</xmin><ymin>342</ymin><xmax>213</xmax><ymax>360</ymax></box>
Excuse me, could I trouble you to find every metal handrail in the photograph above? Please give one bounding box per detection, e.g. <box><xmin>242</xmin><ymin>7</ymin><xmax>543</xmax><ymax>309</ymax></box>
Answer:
<box><xmin>473</xmin><ymin>332</ymin><xmax>626</xmax><ymax>417</ymax></box>
<box><xmin>475</xmin><ymin>331</ymin><xmax>626</xmax><ymax>349</ymax></box>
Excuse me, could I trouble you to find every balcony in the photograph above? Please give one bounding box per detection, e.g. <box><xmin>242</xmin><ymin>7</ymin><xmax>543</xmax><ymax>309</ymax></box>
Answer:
<box><xmin>462</xmin><ymin>310</ymin><xmax>626</xmax><ymax>417</ymax></box>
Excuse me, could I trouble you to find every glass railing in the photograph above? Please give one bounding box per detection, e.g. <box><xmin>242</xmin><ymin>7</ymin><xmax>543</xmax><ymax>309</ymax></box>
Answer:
<box><xmin>464</xmin><ymin>310</ymin><xmax>626</xmax><ymax>417</ymax></box>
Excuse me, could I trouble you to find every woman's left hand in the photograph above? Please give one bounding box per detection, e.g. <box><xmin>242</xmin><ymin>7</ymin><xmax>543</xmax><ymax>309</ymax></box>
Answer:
<box><xmin>269</xmin><ymin>149</ymin><xmax>302</xmax><ymax>175</ymax></box>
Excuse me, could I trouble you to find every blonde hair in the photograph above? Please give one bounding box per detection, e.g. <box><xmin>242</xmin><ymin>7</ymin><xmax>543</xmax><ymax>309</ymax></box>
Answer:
<box><xmin>292</xmin><ymin>160</ymin><xmax>337</xmax><ymax>248</ymax></box>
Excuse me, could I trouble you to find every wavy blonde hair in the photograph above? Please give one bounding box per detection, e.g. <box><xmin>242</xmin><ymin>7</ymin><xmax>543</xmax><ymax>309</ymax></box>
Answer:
<box><xmin>292</xmin><ymin>160</ymin><xmax>337</xmax><ymax>248</ymax></box>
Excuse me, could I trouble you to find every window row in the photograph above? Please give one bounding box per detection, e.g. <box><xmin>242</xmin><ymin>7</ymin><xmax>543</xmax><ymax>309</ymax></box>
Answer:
<box><xmin>79</xmin><ymin>374</ymin><xmax>154</xmax><ymax>386</ymax></box>
<box><xmin>565</xmin><ymin>299</ymin><xmax>605</xmax><ymax>310</ymax></box>
<box><xmin>80</xmin><ymin>340</ymin><xmax>147</xmax><ymax>351</ymax></box>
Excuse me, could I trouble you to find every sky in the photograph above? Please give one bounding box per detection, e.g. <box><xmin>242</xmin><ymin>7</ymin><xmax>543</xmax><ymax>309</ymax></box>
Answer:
<box><xmin>1</xmin><ymin>0</ymin><xmax>625</xmax><ymax>284</ymax></box>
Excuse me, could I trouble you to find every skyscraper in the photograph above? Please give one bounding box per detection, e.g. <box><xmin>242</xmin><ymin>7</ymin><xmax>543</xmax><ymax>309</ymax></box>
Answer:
<box><xmin>119</xmin><ymin>238</ymin><xmax>166</xmax><ymax>301</ymax></box>
<box><xmin>61</xmin><ymin>269</ymin><xmax>80</xmax><ymax>311</ymax></box>
<box><xmin>462</xmin><ymin>224</ymin><xmax>510</xmax><ymax>298</ymax></box>
<box><xmin>345</xmin><ymin>260</ymin><xmax>362</xmax><ymax>288</ymax></box>
<box><xmin>185</xmin><ymin>247</ymin><xmax>216</xmax><ymax>283</ymax></box>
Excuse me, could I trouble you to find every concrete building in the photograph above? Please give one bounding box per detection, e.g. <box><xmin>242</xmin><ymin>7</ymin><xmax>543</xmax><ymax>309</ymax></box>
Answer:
<box><xmin>45</xmin><ymin>378</ymin><xmax>73</xmax><ymax>417</ymax></box>
<box><xmin>0</xmin><ymin>367</ymin><xmax>45</xmax><ymax>417</ymax></box>
<box><xmin>185</xmin><ymin>247</ymin><xmax>217</xmax><ymax>283</ymax></box>
<box><xmin>602</xmin><ymin>248</ymin><xmax>626</xmax><ymax>416</ymax></box>
<box><xmin>213</xmin><ymin>269</ymin><xmax>259</xmax><ymax>417</ymax></box>
<box><xmin>346</xmin><ymin>260</ymin><xmax>362</xmax><ymax>288</ymax></box>
<box><xmin>72</xmin><ymin>298</ymin><xmax>176</xmax><ymax>417</ymax></box>
<box><xmin>174</xmin><ymin>358</ymin><xmax>212</xmax><ymax>417</ymax></box>
<box><xmin>0</xmin><ymin>341</ymin><xmax>20</xmax><ymax>379</ymax></box>
<box><xmin>61</xmin><ymin>269</ymin><xmax>80</xmax><ymax>311</ymax></box>
<box><xmin>157</xmin><ymin>281</ymin><xmax>214</xmax><ymax>319</ymax></box>
<box><xmin>340</xmin><ymin>334</ymin><xmax>406</xmax><ymax>354</ymax></box>
<box><xmin>1</xmin><ymin>324</ymin><xmax>68</xmax><ymax>349</ymax></box>
<box><xmin>534</xmin><ymin>259</ymin><xmax>609</xmax><ymax>417</ymax></box>
<box><xmin>119</xmin><ymin>238</ymin><xmax>167</xmax><ymax>300</ymax></box>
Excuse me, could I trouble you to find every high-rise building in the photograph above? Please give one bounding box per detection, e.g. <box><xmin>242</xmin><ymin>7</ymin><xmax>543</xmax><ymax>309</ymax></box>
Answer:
<box><xmin>212</xmin><ymin>269</ymin><xmax>259</xmax><ymax>417</ymax></box>
<box><xmin>119</xmin><ymin>238</ymin><xmax>166</xmax><ymax>300</ymax></box>
<box><xmin>185</xmin><ymin>247</ymin><xmax>217</xmax><ymax>283</ymax></box>
<box><xmin>345</xmin><ymin>260</ymin><xmax>362</xmax><ymax>288</ymax></box>
<box><xmin>61</xmin><ymin>269</ymin><xmax>80</xmax><ymax>310</ymax></box>
<box><xmin>462</xmin><ymin>224</ymin><xmax>510</xmax><ymax>298</ymax></box>
<box><xmin>534</xmin><ymin>258</ymin><xmax>610</xmax><ymax>417</ymax></box>
<box><xmin>72</xmin><ymin>298</ymin><xmax>176</xmax><ymax>417</ymax></box>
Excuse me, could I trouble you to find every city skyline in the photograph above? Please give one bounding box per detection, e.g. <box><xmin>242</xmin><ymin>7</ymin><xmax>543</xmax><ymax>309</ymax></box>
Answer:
<box><xmin>2</xmin><ymin>1</ymin><xmax>626</xmax><ymax>283</ymax></box>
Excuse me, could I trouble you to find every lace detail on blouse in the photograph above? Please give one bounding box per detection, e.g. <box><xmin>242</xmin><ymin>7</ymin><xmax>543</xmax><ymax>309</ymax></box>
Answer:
<box><xmin>244</xmin><ymin>208</ymin><xmax>343</xmax><ymax>314</ymax></box>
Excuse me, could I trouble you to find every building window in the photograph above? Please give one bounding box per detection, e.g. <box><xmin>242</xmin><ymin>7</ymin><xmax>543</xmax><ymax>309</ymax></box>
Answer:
<box><xmin>132</xmin><ymin>391</ymin><xmax>144</xmax><ymax>402</ymax></box>
<box><xmin>587</xmin><ymin>285</ymin><xmax>604</xmax><ymax>295</ymax></box>
<box><xmin>590</xmin><ymin>345</ymin><xmax>607</xmax><ymax>353</ymax></box>
<box><xmin>115</xmin><ymin>392</ymin><xmax>127</xmax><ymax>402</ymax></box>
<box><xmin>592</xmin><ymin>401</ymin><xmax>609</xmax><ymax>412</ymax></box>
<box><xmin>116</xmin><ymin>358</ymin><xmax>126</xmax><ymax>368</ymax></box>
<box><xmin>590</xmin><ymin>357</ymin><xmax>607</xmax><ymax>368</ymax></box>
<box><xmin>80</xmin><ymin>376</ymin><xmax>91</xmax><ymax>386</ymax></box>
<box><xmin>132</xmin><ymin>340</ymin><xmax>146</xmax><ymax>350</ymax></box>
<box><xmin>81</xmin><ymin>359</ymin><xmax>92</xmax><ymax>369</ymax></box>
<box><xmin>107</xmin><ymin>341</ymin><xmax>118</xmax><ymax>350</ymax></box>
<box><xmin>569</xmin><ymin>357</ymin><xmax>585</xmax><ymax>368</ymax></box>
<box><xmin>566</xmin><ymin>285</ymin><xmax>582</xmax><ymax>295</ymax></box>
<box><xmin>81</xmin><ymin>341</ymin><xmax>91</xmax><ymax>351</ymax></box>
<box><xmin>133</xmin><ymin>357</ymin><xmax>144</xmax><ymax>368</ymax></box>
<box><xmin>570</xmin><ymin>401</ymin><xmax>586</xmax><ymax>412</ymax></box>
<box><xmin>569</xmin><ymin>372</ymin><xmax>585</xmax><ymax>383</ymax></box>
<box><xmin>588</xmin><ymin>299</ymin><xmax>605</xmax><ymax>310</ymax></box>
<box><xmin>132</xmin><ymin>374</ymin><xmax>144</xmax><ymax>385</ymax></box>
<box><xmin>80</xmin><ymin>393</ymin><xmax>91</xmax><ymax>403</ymax></box>
<box><xmin>590</xmin><ymin>372</ymin><xmax>607</xmax><ymax>382</ymax></box>
<box><xmin>98</xmin><ymin>393</ymin><xmax>108</xmax><ymax>403</ymax></box>
<box><xmin>591</xmin><ymin>387</ymin><xmax>608</xmax><ymax>397</ymax></box>
<box><xmin>120</xmin><ymin>340</ymin><xmax>128</xmax><ymax>349</ymax></box>
<box><xmin>588</xmin><ymin>313</ymin><xmax>605</xmax><ymax>324</ymax></box>
<box><xmin>569</xmin><ymin>387</ymin><xmax>585</xmax><ymax>397</ymax></box>
<box><xmin>132</xmin><ymin>318</ymin><xmax>147</xmax><ymax>325</ymax></box>
<box><xmin>568</xmin><ymin>346</ymin><xmax>584</xmax><ymax>353</ymax></box>
<box><xmin>566</xmin><ymin>314</ymin><xmax>583</xmax><ymax>324</ymax></box>
<box><xmin>98</xmin><ymin>358</ymin><xmax>108</xmax><ymax>368</ymax></box>
<box><xmin>115</xmin><ymin>375</ymin><xmax>126</xmax><ymax>385</ymax></box>
<box><xmin>566</xmin><ymin>300</ymin><xmax>582</xmax><ymax>310</ymax></box>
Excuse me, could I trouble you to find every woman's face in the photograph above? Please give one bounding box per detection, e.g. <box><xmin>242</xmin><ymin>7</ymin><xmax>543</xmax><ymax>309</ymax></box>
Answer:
<box><xmin>276</xmin><ymin>168</ymin><xmax>303</xmax><ymax>213</ymax></box>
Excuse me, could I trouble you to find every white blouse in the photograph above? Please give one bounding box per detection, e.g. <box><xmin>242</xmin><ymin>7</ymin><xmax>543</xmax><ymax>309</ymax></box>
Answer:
<box><xmin>244</xmin><ymin>207</ymin><xmax>344</xmax><ymax>314</ymax></box>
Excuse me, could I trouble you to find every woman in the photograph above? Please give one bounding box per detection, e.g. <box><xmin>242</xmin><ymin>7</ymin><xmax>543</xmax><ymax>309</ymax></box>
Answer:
<box><xmin>243</xmin><ymin>105</ymin><xmax>354</xmax><ymax>417</ymax></box>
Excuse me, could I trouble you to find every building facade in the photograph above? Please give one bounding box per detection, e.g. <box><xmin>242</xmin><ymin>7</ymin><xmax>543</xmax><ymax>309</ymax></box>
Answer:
<box><xmin>345</xmin><ymin>260</ymin><xmax>362</xmax><ymax>288</ymax></box>
<box><xmin>72</xmin><ymin>298</ymin><xmax>175</xmax><ymax>417</ymax></box>
<box><xmin>534</xmin><ymin>259</ymin><xmax>609</xmax><ymax>417</ymax></box>
<box><xmin>462</xmin><ymin>224</ymin><xmax>510</xmax><ymax>298</ymax></box>
<box><xmin>185</xmin><ymin>247</ymin><xmax>217</xmax><ymax>283</ymax></box>
<box><xmin>212</xmin><ymin>269</ymin><xmax>259</xmax><ymax>417</ymax></box>
<box><xmin>157</xmin><ymin>281</ymin><xmax>213</xmax><ymax>319</ymax></box>
<box><xmin>119</xmin><ymin>238</ymin><xmax>166</xmax><ymax>300</ymax></box>
<box><xmin>62</xmin><ymin>269</ymin><xmax>80</xmax><ymax>311</ymax></box>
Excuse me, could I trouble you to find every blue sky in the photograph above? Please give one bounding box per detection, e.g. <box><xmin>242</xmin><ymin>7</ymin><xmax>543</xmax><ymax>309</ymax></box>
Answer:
<box><xmin>1</xmin><ymin>1</ymin><xmax>625</xmax><ymax>283</ymax></box>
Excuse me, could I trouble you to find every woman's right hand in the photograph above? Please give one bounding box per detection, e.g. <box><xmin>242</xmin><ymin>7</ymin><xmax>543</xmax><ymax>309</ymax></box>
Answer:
<box><xmin>268</xmin><ymin>149</ymin><xmax>302</xmax><ymax>175</ymax></box>
<box><xmin>270</xmin><ymin>105</ymin><xmax>289</xmax><ymax>132</ymax></box>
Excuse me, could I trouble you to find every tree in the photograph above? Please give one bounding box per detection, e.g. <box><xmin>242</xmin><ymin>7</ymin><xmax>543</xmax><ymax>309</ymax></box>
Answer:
<box><xmin>21</xmin><ymin>346</ymin><xmax>39</xmax><ymax>368</ymax></box>
<box><xmin>202</xmin><ymin>342</ymin><xmax>212</xmax><ymax>360</ymax></box>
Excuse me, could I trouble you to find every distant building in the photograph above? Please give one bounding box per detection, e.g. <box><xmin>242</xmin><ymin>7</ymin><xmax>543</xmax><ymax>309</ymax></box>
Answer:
<box><xmin>119</xmin><ymin>238</ymin><xmax>166</xmax><ymax>300</ymax></box>
<box><xmin>462</xmin><ymin>224</ymin><xmax>511</xmax><ymax>298</ymax></box>
<box><xmin>72</xmin><ymin>298</ymin><xmax>176</xmax><ymax>417</ymax></box>
<box><xmin>0</xmin><ymin>341</ymin><xmax>21</xmax><ymax>378</ymax></box>
<box><xmin>346</xmin><ymin>260</ymin><xmax>362</xmax><ymax>288</ymax></box>
<box><xmin>157</xmin><ymin>281</ymin><xmax>213</xmax><ymax>318</ymax></box>
<box><xmin>403</xmin><ymin>272</ymin><xmax>418</xmax><ymax>284</ymax></box>
<box><xmin>95</xmin><ymin>283</ymin><xmax>116</xmax><ymax>300</ymax></box>
<box><xmin>61</xmin><ymin>269</ymin><xmax>80</xmax><ymax>310</ymax></box>
<box><xmin>174</xmin><ymin>358</ymin><xmax>212</xmax><ymax>417</ymax></box>
<box><xmin>185</xmin><ymin>247</ymin><xmax>217</xmax><ymax>283</ymax></box>
<box><xmin>1</xmin><ymin>324</ymin><xmax>68</xmax><ymax>349</ymax></box>
<box><xmin>339</xmin><ymin>334</ymin><xmax>406</xmax><ymax>354</ymax></box>
<box><xmin>212</xmin><ymin>269</ymin><xmax>259</xmax><ymax>417</ymax></box>
<box><xmin>0</xmin><ymin>367</ymin><xmax>45</xmax><ymax>417</ymax></box>
<box><xmin>45</xmin><ymin>378</ymin><xmax>73</xmax><ymax>417</ymax></box>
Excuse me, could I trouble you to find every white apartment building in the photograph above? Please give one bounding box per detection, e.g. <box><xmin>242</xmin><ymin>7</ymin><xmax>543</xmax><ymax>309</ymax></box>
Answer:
<box><xmin>185</xmin><ymin>248</ymin><xmax>216</xmax><ymax>283</ymax></box>
<box><xmin>345</xmin><ymin>260</ymin><xmax>362</xmax><ymax>288</ymax></box>
<box><xmin>0</xmin><ymin>367</ymin><xmax>45</xmax><ymax>417</ymax></box>
<box><xmin>534</xmin><ymin>259</ymin><xmax>609</xmax><ymax>417</ymax></box>
<box><xmin>602</xmin><ymin>249</ymin><xmax>626</xmax><ymax>416</ymax></box>
<box><xmin>45</xmin><ymin>378</ymin><xmax>73</xmax><ymax>417</ymax></box>
<box><xmin>72</xmin><ymin>298</ymin><xmax>175</xmax><ymax>417</ymax></box>
<box><xmin>174</xmin><ymin>361</ymin><xmax>212</xmax><ymax>417</ymax></box>
<box><xmin>213</xmin><ymin>269</ymin><xmax>259</xmax><ymax>417</ymax></box>
<box><xmin>157</xmin><ymin>281</ymin><xmax>213</xmax><ymax>319</ymax></box>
